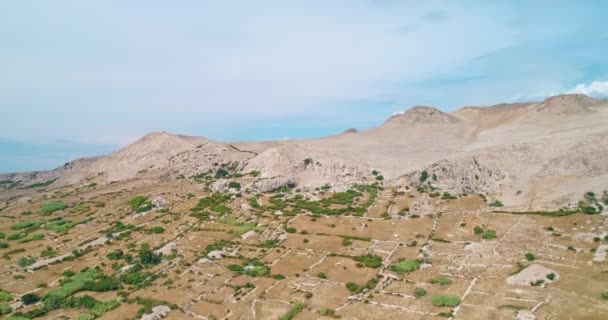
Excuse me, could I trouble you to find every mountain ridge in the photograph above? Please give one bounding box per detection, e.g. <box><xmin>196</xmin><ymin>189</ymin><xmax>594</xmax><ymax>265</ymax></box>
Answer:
<box><xmin>2</xmin><ymin>93</ymin><xmax>607</xmax><ymax>211</ymax></box>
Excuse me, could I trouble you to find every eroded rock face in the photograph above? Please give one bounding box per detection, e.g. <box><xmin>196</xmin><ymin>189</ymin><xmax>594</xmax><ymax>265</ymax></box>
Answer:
<box><xmin>593</xmin><ymin>244</ymin><xmax>608</xmax><ymax>262</ymax></box>
<box><xmin>140</xmin><ymin>305</ymin><xmax>171</xmax><ymax>320</ymax></box>
<box><xmin>516</xmin><ymin>310</ymin><xmax>536</xmax><ymax>320</ymax></box>
<box><xmin>242</xmin><ymin>144</ymin><xmax>369</xmax><ymax>189</ymax></box>
<box><xmin>506</xmin><ymin>264</ymin><xmax>559</xmax><ymax>287</ymax></box>
<box><xmin>207</xmin><ymin>250</ymin><xmax>224</xmax><ymax>260</ymax></box>
<box><xmin>251</xmin><ymin>176</ymin><xmax>297</xmax><ymax>193</ymax></box>
<box><xmin>407</xmin><ymin>157</ymin><xmax>508</xmax><ymax>195</ymax></box>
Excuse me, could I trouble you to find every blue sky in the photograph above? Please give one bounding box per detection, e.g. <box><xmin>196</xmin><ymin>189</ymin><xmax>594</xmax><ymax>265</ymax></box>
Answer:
<box><xmin>1</xmin><ymin>1</ymin><xmax>607</xmax><ymax>173</ymax></box>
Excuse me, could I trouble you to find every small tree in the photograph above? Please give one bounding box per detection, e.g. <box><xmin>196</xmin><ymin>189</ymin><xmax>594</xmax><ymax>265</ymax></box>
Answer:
<box><xmin>22</xmin><ymin>293</ymin><xmax>40</xmax><ymax>305</ymax></box>
<box><xmin>419</xmin><ymin>171</ymin><xmax>429</xmax><ymax>183</ymax></box>
<box><xmin>414</xmin><ymin>288</ymin><xmax>426</xmax><ymax>298</ymax></box>
<box><xmin>139</xmin><ymin>244</ymin><xmax>162</xmax><ymax>265</ymax></box>
<box><xmin>473</xmin><ymin>226</ymin><xmax>484</xmax><ymax>234</ymax></box>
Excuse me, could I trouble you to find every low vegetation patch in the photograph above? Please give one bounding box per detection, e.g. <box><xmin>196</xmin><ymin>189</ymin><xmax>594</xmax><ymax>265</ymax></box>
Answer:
<box><xmin>429</xmin><ymin>276</ymin><xmax>452</xmax><ymax>285</ymax></box>
<box><xmin>44</xmin><ymin>219</ymin><xmax>77</xmax><ymax>234</ymax></box>
<box><xmin>390</xmin><ymin>260</ymin><xmax>420</xmax><ymax>273</ymax></box>
<box><xmin>352</xmin><ymin>254</ymin><xmax>383</xmax><ymax>268</ymax></box>
<box><xmin>414</xmin><ymin>287</ymin><xmax>426</xmax><ymax>298</ymax></box>
<box><xmin>482</xmin><ymin>230</ymin><xmax>497</xmax><ymax>239</ymax></box>
<box><xmin>128</xmin><ymin>195</ymin><xmax>155</xmax><ymax>213</ymax></box>
<box><xmin>213</xmin><ymin>217</ymin><xmax>264</xmax><ymax>235</ymax></box>
<box><xmin>39</xmin><ymin>201</ymin><xmax>68</xmax><ymax>215</ymax></box>
<box><xmin>0</xmin><ymin>290</ymin><xmax>12</xmax><ymax>302</ymax></box>
<box><xmin>227</xmin><ymin>260</ymin><xmax>270</xmax><ymax>277</ymax></box>
<box><xmin>279</xmin><ymin>302</ymin><xmax>305</xmax><ymax>320</ymax></box>
<box><xmin>431</xmin><ymin>295</ymin><xmax>460</xmax><ymax>307</ymax></box>
<box><xmin>489</xmin><ymin>200</ymin><xmax>504</xmax><ymax>207</ymax></box>
<box><xmin>345</xmin><ymin>276</ymin><xmax>380</xmax><ymax>294</ymax></box>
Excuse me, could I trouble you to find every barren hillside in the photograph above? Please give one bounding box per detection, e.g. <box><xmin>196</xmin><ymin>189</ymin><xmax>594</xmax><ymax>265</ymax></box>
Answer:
<box><xmin>2</xmin><ymin>94</ymin><xmax>607</xmax><ymax>211</ymax></box>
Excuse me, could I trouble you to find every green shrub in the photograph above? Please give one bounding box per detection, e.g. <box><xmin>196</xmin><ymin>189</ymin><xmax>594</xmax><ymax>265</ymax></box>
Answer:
<box><xmin>345</xmin><ymin>282</ymin><xmax>361</xmax><ymax>293</ymax></box>
<box><xmin>248</xmin><ymin>197</ymin><xmax>260</xmax><ymax>209</ymax></box>
<box><xmin>148</xmin><ymin>227</ymin><xmax>164</xmax><ymax>234</ymax></box>
<box><xmin>345</xmin><ymin>277</ymin><xmax>380</xmax><ymax>294</ymax></box>
<box><xmin>19</xmin><ymin>233</ymin><xmax>45</xmax><ymax>243</ymax></box>
<box><xmin>22</xmin><ymin>178</ymin><xmax>57</xmax><ymax>189</ymax></box>
<box><xmin>473</xmin><ymin>226</ymin><xmax>484</xmax><ymax>234</ymax></box>
<box><xmin>82</xmin><ymin>276</ymin><xmax>120</xmax><ymax>292</ymax></box>
<box><xmin>21</xmin><ymin>293</ymin><xmax>40</xmax><ymax>305</ymax></box>
<box><xmin>431</xmin><ymin>295</ymin><xmax>460</xmax><ymax>307</ymax></box>
<box><xmin>44</xmin><ymin>269</ymin><xmax>101</xmax><ymax>301</ymax></box>
<box><xmin>580</xmin><ymin>206</ymin><xmax>598</xmax><ymax>214</ymax></box>
<box><xmin>353</xmin><ymin>254</ymin><xmax>383</xmax><ymax>268</ymax></box>
<box><xmin>44</xmin><ymin>219</ymin><xmax>76</xmax><ymax>234</ymax></box>
<box><xmin>120</xmin><ymin>267</ymin><xmax>156</xmax><ymax>287</ymax></box>
<box><xmin>40</xmin><ymin>247</ymin><xmax>56</xmax><ymax>258</ymax></box>
<box><xmin>317</xmin><ymin>272</ymin><xmax>327</xmax><ymax>279</ymax></box>
<box><xmin>525</xmin><ymin>253</ymin><xmax>536</xmax><ymax>261</ymax></box>
<box><xmin>8</xmin><ymin>232</ymin><xmax>27</xmax><ymax>241</ymax></box>
<box><xmin>11</xmin><ymin>220</ymin><xmax>44</xmax><ymax>231</ymax></box>
<box><xmin>319</xmin><ymin>308</ymin><xmax>336</xmax><ymax>317</ymax></box>
<box><xmin>482</xmin><ymin>230</ymin><xmax>497</xmax><ymax>239</ymax></box>
<box><xmin>203</xmin><ymin>240</ymin><xmax>231</xmax><ymax>255</ymax></box>
<box><xmin>261</xmin><ymin>239</ymin><xmax>279</xmax><ymax>248</ymax></box>
<box><xmin>18</xmin><ymin>256</ymin><xmax>36</xmax><ymax>268</ymax></box>
<box><xmin>420</xmin><ymin>171</ymin><xmax>429</xmax><ymax>183</ymax></box>
<box><xmin>390</xmin><ymin>260</ymin><xmax>420</xmax><ymax>273</ymax></box>
<box><xmin>244</xmin><ymin>265</ymin><xmax>269</xmax><ymax>277</ymax></box>
<box><xmin>285</xmin><ymin>227</ymin><xmax>296</xmax><ymax>233</ymax></box>
<box><xmin>135</xmin><ymin>202</ymin><xmax>155</xmax><ymax>213</ymax></box>
<box><xmin>228</xmin><ymin>181</ymin><xmax>241</xmax><ymax>190</ymax></box>
<box><xmin>601</xmin><ymin>290</ymin><xmax>608</xmax><ymax>300</ymax></box>
<box><xmin>0</xmin><ymin>290</ymin><xmax>12</xmax><ymax>302</ymax></box>
<box><xmin>0</xmin><ymin>304</ymin><xmax>12</xmax><ymax>315</ymax></box>
<box><xmin>107</xmin><ymin>250</ymin><xmax>124</xmax><ymax>260</ymax></box>
<box><xmin>139</xmin><ymin>245</ymin><xmax>162</xmax><ymax>265</ymax></box>
<box><xmin>0</xmin><ymin>242</ymin><xmax>8</xmax><ymax>249</ymax></box>
<box><xmin>489</xmin><ymin>200</ymin><xmax>503</xmax><ymax>207</ymax></box>
<box><xmin>278</xmin><ymin>301</ymin><xmax>305</xmax><ymax>320</ymax></box>
<box><xmin>530</xmin><ymin>279</ymin><xmax>544</xmax><ymax>286</ymax></box>
<box><xmin>128</xmin><ymin>196</ymin><xmax>149</xmax><ymax>211</ymax></box>
<box><xmin>429</xmin><ymin>277</ymin><xmax>452</xmax><ymax>285</ymax></box>
<box><xmin>215</xmin><ymin>168</ymin><xmax>229</xmax><ymax>178</ymax></box>
<box><xmin>39</xmin><ymin>201</ymin><xmax>68</xmax><ymax>215</ymax></box>
<box><xmin>191</xmin><ymin>193</ymin><xmax>231</xmax><ymax>213</ymax></box>
<box><xmin>441</xmin><ymin>192</ymin><xmax>457</xmax><ymax>200</ymax></box>
<box><xmin>414</xmin><ymin>287</ymin><xmax>426</xmax><ymax>298</ymax></box>
<box><xmin>227</xmin><ymin>260</ymin><xmax>269</xmax><ymax>277</ymax></box>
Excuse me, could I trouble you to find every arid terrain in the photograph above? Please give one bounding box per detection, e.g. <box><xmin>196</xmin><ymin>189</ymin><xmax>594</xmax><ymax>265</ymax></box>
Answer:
<box><xmin>0</xmin><ymin>94</ymin><xmax>607</xmax><ymax>320</ymax></box>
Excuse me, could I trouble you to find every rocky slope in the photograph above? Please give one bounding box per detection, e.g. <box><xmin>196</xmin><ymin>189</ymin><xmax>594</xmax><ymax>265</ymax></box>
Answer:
<box><xmin>2</xmin><ymin>94</ymin><xmax>607</xmax><ymax>210</ymax></box>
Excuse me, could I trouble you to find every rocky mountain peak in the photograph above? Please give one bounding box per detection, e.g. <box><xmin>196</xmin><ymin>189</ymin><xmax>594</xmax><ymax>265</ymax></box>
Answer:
<box><xmin>385</xmin><ymin>106</ymin><xmax>459</xmax><ymax>125</ymax></box>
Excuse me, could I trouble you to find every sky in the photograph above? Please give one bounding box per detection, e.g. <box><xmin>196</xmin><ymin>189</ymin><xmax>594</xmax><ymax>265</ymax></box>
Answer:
<box><xmin>1</xmin><ymin>1</ymin><xmax>608</xmax><ymax>173</ymax></box>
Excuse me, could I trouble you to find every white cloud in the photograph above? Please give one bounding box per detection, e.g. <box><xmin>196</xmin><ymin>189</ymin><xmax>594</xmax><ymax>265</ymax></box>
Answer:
<box><xmin>568</xmin><ymin>81</ymin><xmax>608</xmax><ymax>98</ymax></box>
